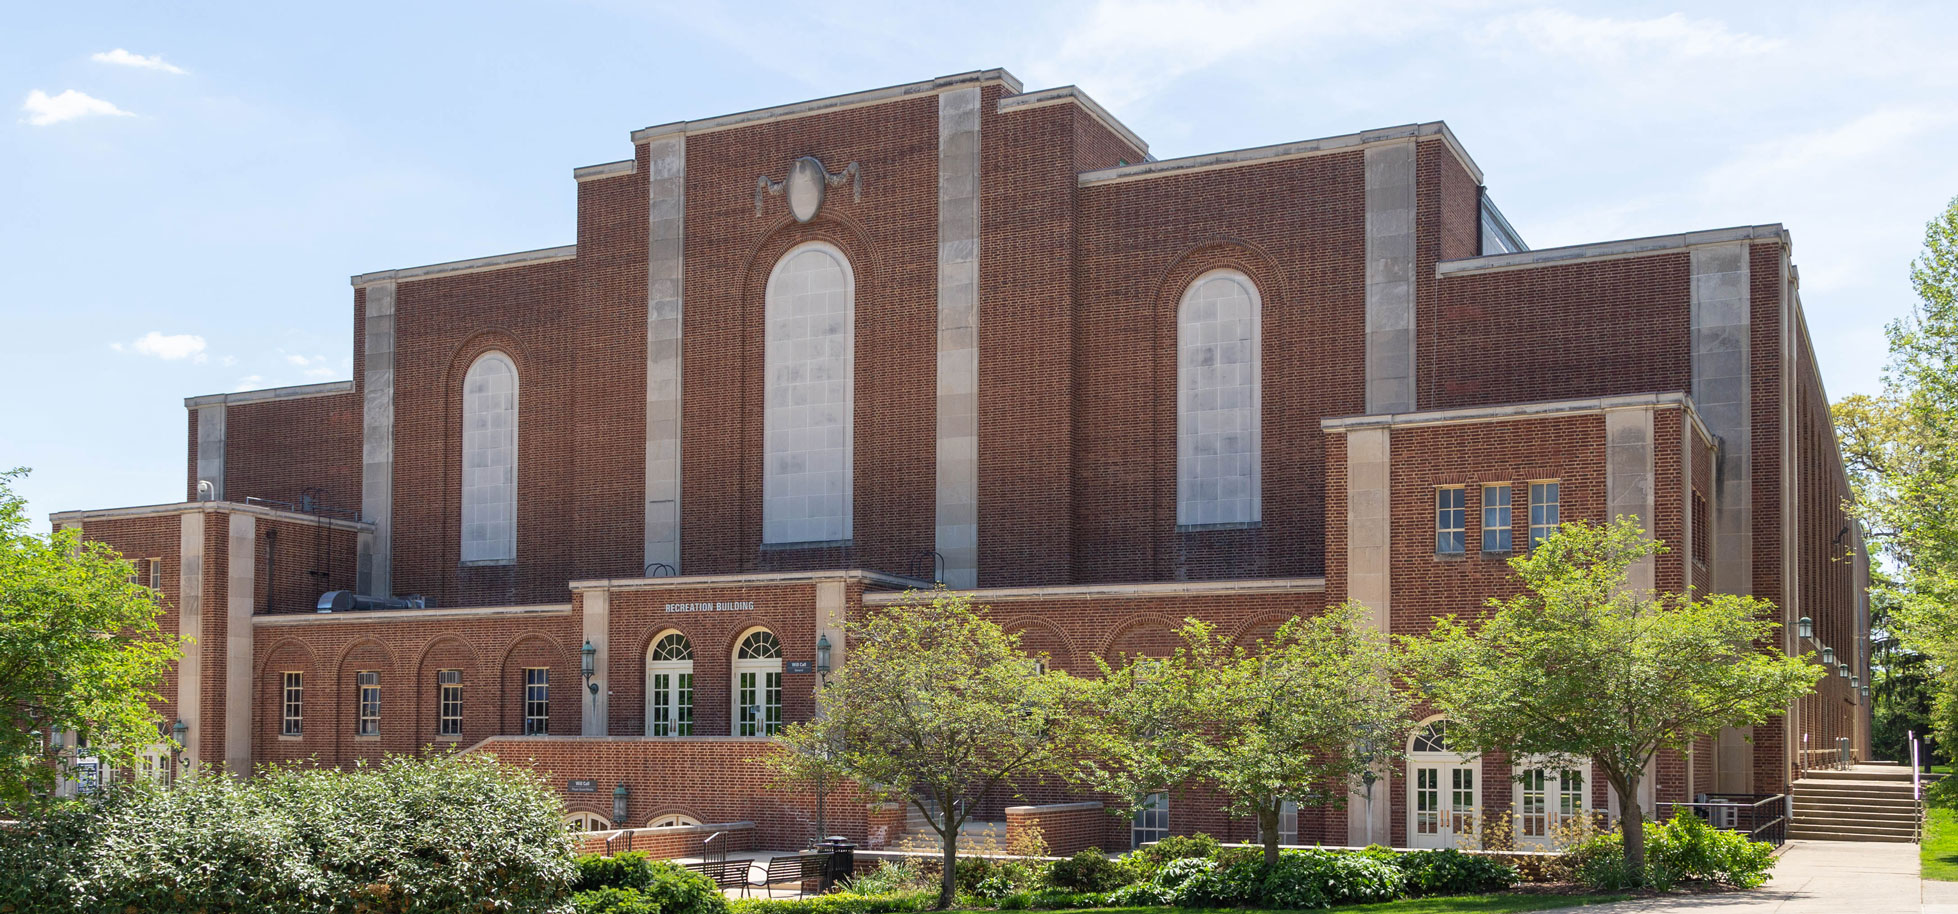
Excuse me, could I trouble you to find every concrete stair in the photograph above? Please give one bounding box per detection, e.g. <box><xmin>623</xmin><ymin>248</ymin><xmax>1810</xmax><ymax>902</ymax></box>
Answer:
<box><xmin>1787</xmin><ymin>764</ymin><xmax>1930</xmax><ymax>842</ymax></box>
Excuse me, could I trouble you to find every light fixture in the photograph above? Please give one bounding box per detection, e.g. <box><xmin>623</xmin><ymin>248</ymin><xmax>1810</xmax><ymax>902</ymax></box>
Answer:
<box><xmin>613</xmin><ymin>782</ymin><xmax>630</xmax><ymax>825</ymax></box>
<box><xmin>1862</xmin><ymin>685</ymin><xmax>1871</xmax><ymax>698</ymax></box>
<box><xmin>816</xmin><ymin>634</ymin><xmax>832</xmax><ymax>676</ymax></box>
<box><xmin>581</xmin><ymin>640</ymin><xmax>598</xmax><ymax>698</ymax></box>
<box><xmin>1821</xmin><ymin>646</ymin><xmax>1836</xmax><ymax>666</ymax></box>
<box><xmin>1851</xmin><ymin>675</ymin><xmax>1861</xmax><ymax>689</ymax></box>
<box><xmin>1798</xmin><ymin>616</ymin><xmax>1814</xmax><ymax>639</ymax></box>
<box><xmin>171</xmin><ymin>718</ymin><xmax>188</xmax><ymax>745</ymax></box>
<box><xmin>1838</xmin><ymin>663</ymin><xmax>1850</xmax><ymax>678</ymax></box>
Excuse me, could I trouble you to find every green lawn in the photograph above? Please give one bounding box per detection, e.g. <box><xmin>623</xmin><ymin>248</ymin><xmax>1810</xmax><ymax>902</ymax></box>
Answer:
<box><xmin>1925</xmin><ymin>806</ymin><xmax>1958</xmax><ymax>881</ymax></box>
<box><xmin>1062</xmin><ymin>896</ymin><xmax>1629</xmax><ymax>914</ymax></box>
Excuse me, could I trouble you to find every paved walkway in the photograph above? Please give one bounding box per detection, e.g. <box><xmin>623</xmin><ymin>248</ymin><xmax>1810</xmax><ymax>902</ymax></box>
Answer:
<box><xmin>1543</xmin><ymin>840</ymin><xmax>1921</xmax><ymax>913</ymax></box>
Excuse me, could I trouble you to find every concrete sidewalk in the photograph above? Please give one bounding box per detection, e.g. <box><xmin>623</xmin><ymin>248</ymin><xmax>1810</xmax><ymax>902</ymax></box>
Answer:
<box><xmin>1542</xmin><ymin>840</ymin><xmax>1921</xmax><ymax>913</ymax></box>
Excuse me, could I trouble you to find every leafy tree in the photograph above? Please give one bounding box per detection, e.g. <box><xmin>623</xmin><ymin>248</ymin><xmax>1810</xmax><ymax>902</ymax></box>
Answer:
<box><xmin>1081</xmin><ymin>602</ymin><xmax>1410</xmax><ymax>864</ymax></box>
<box><xmin>1835</xmin><ymin>196</ymin><xmax>1958</xmax><ymax>757</ymax></box>
<box><xmin>1403</xmin><ymin>519</ymin><xmax>1820</xmax><ymax>879</ymax></box>
<box><xmin>0</xmin><ymin>468</ymin><xmax>180</xmax><ymax>805</ymax></box>
<box><xmin>770</xmin><ymin>589</ymin><xmax>1090</xmax><ymax>909</ymax></box>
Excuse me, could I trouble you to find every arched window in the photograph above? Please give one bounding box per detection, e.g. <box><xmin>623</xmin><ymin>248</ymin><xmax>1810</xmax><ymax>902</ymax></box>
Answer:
<box><xmin>649</xmin><ymin>813</ymin><xmax>701</xmax><ymax>828</ymax></box>
<box><xmin>1407</xmin><ymin>719</ymin><xmax>1478</xmax><ymax>849</ymax></box>
<box><xmin>565</xmin><ymin>812</ymin><xmax>611</xmax><ymax>832</ymax></box>
<box><xmin>1176</xmin><ymin>270</ymin><xmax>1261</xmax><ymax>527</ymax></box>
<box><xmin>734</xmin><ymin>629</ymin><xmax>784</xmax><ymax>736</ymax></box>
<box><xmin>461</xmin><ymin>352</ymin><xmax>518</xmax><ymax>563</ymax></box>
<box><xmin>762</xmin><ymin>243</ymin><xmax>854</xmax><ymax>545</ymax></box>
<box><xmin>646</xmin><ymin>632</ymin><xmax>694</xmax><ymax>737</ymax></box>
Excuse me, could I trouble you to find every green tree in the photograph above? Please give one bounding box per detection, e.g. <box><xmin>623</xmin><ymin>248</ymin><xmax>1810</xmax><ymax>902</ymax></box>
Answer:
<box><xmin>1403</xmin><ymin>519</ymin><xmax>1820</xmax><ymax>879</ymax></box>
<box><xmin>770</xmin><ymin>589</ymin><xmax>1090</xmax><ymax>909</ymax></box>
<box><xmin>1836</xmin><ymin>196</ymin><xmax>1958</xmax><ymax>758</ymax></box>
<box><xmin>1082</xmin><ymin>601</ymin><xmax>1410</xmax><ymax>864</ymax></box>
<box><xmin>0</xmin><ymin>469</ymin><xmax>180</xmax><ymax>805</ymax></box>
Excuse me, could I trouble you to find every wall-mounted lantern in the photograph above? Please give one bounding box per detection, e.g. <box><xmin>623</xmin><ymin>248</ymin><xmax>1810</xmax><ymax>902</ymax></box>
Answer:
<box><xmin>1838</xmin><ymin>663</ymin><xmax>1851</xmax><ymax>678</ymax></box>
<box><xmin>816</xmin><ymin>634</ymin><xmax>832</xmax><ymax>677</ymax></box>
<box><xmin>613</xmin><ymin>782</ymin><xmax>630</xmax><ymax>825</ymax></box>
<box><xmin>1822</xmin><ymin>646</ymin><xmax>1836</xmax><ymax>666</ymax></box>
<box><xmin>581</xmin><ymin>640</ymin><xmax>598</xmax><ymax>698</ymax></box>
<box><xmin>1798</xmin><ymin>616</ymin><xmax>1814</xmax><ymax>639</ymax></box>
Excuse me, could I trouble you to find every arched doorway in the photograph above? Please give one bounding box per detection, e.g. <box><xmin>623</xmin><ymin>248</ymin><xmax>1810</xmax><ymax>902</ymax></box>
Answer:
<box><xmin>733</xmin><ymin>629</ymin><xmax>783</xmax><ymax>736</ymax></box>
<box><xmin>1407</xmin><ymin>719</ymin><xmax>1477</xmax><ymax>849</ymax></box>
<box><xmin>646</xmin><ymin>631</ymin><xmax>694</xmax><ymax>736</ymax></box>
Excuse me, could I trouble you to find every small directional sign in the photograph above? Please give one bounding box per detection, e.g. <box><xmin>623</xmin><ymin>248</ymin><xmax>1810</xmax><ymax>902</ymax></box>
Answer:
<box><xmin>567</xmin><ymin>779</ymin><xmax>597</xmax><ymax>793</ymax></box>
<box><xmin>785</xmin><ymin>661</ymin><xmax>813</xmax><ymax>674</ymax></box>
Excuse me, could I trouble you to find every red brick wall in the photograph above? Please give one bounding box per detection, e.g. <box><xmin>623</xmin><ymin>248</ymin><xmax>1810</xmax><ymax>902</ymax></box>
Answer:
<box><xmin>66</xmin><ymin>514</ymin><xmax>184</xmax><ymax>730</ymax></box>
<box><xmin>1748</xmin><ymin>241</ymin><xmax>1788</xmax><ymax>793</ymax></box>
<box><xmin>571</xmin><ymin>156</ymin><xmax>650</xmax><ymax>583</ymax></box>
<box><xmin>205</xmin><ymin>394</ymin><xmax>362</xmax><ymax>513</ymax></box>
<box><xmin>1007</xmin><ymin>802</ymin><xmax>1107</xmax><ymax>856</ymax></box>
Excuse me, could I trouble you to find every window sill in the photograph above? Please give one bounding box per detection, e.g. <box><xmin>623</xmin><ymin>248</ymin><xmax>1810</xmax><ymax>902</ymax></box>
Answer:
<box><xmin>355</xmin><ymin>734</ymin><xmax>381</xmax><ymax>743</ymax></box>
<box><xmin>758</xmin><ymin>539</ymin><xmax>853</xmax><ymax>552</ymax></box>
<box><xmin>1433</xmin><ymin>552</ymin><xmax>1467</xmax><ymax>562</ymax></box>
<box><xmin>433</xmin><ymin>734</ymin><xmax>462</xmax><ymax>742</ymax></box>
<box><xmin>278</xmin><ymin>734</ymin><xmax>302</xmax><ymax>742</ymax></box>
<box><xmin>1176</xmin><ymin>521</ymin><xmax>1261</xmax><ymax>533</ymax></box>
<box><xmin>460</xmin><ymin>559</ymin><xmax>516</xmax><ymax>568</ymax></box>
<box><xmin>1481</xmin><ymin>549</ymin><xmax>1513</xmax><ymax>557</ymax></box>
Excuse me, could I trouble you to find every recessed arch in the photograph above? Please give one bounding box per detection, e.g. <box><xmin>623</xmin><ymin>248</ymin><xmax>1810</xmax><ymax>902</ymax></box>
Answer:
<box><xmin>733</xmin><ymin>627</ymin><xmax>784</xmax><ymax>736</ymax></box>
<box><xmin>1100</xmin><ymin>614</ymin><xmax>1182</xmax><ymax>662</ymax></box>
<box><xmin>1177</xmin><ymin>269</ymin><xmax>1261</xmax><ymax>528</ymax></box>
<box><xmin>1002</xmin><ymin>617</ymin><xmax>1076</xmax><ymax>673</ymax></box>
<box><xmin>1406</xmin><ymin>716</ymin><xmax>1478</xmax><ymax>849</ymax></box>
<box><xmin>461</xmin><ymin>350</ymin><xmax>518</xmax><ymax>563</ymax></box>
<box><xmin>761</xmin><ymin>241</ymin><xmax>854</xmax><ymax>545</ymax></box>
<box><xmin>647</xmin><ymin>812</ymin><xmax>703</xmax><ymax>828</ymax></box>
<box><xmin>646</xmin><ymin>629</ymin><xmax>695</xmax><ymax>737</ymax></box>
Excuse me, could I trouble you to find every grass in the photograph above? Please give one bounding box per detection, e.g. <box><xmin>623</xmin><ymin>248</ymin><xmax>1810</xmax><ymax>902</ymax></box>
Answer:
<box><xmin>1925</xmin><ymin>806</ymin><xmax>1958</xmax><ymax>881</ymax></box>
<box><xmin>1059</xmin><ymin>897</ymin><xmax>1630</xmax><ymax>914</ymax></box>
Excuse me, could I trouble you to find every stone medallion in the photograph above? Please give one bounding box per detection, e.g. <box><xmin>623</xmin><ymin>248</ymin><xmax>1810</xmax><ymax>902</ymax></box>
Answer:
<box><xmin>786</xmin><ymin>156</ymin><xmax>827</xmax><ymax>223</ymax></box>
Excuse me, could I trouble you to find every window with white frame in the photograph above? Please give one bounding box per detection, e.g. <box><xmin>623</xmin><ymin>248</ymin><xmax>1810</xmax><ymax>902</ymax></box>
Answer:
<box><xmin>647</xmin><ymin>632</ymin><xmax>695</xmax><ymax>737</ymax></box>
<box><xmin>356</xmin><ymin>671</ymin><xmax>381</xmax><ymax>736</ymax></box>
<box><xmin>1436</xmin><ymin>487</ymin><xmax>1465</xmax><ymax>554</ymax></box>
<box><xmin>1513</xmin><ymin>761</ymin><xmax>1586</xmax><ymax>849</ymax></box>
<box><xmin>649</xmin><ymin>813</ymin><xmax>701</xmax><ymax>828</ymax></box>
<box><xmin>437</xmin><ymin>669</ymin><xmax>462</xmax><ymax>737</ymax></box>
<box><xmin>762</xmin><ymin>243</ymin><xmax>854</xmax><ymax>545</ymax></box>
<box><xmin>281</xmin><ymin>671</ymin><xmax>303</xmax><ymax>736</ymax></box>
<box><xmin>1176</xmin><ymin>270</ymin><xmax>1261</xmax><ymax>527</ymax></box>
<box><xmin>523</xmin><ymin>667</ymin><xmax>550</xmax><ymax>735</ymax></box>
<box><xmin>1482</xmin><ymin>484</ymin><xmax>1512</xmax><ymax>552</ymax></box>
<box><xmin>460</xmin><ymin>351</ymin><xmax>518</xmax><ymax>564</ymax></box>
<box><xmin>1529</xmin><ymin>481</ymin><xmax>1561</xmax><ymax>549</ymax></box>
<box><xmin>1132</xmin><ymin>791</ymin><xmax>1170</xmax><ymax>848</ymax></box>
<box><xmin>735</xmin><ymin>630</ymin><xmax>783</xmax><ymax>736</ymax></box>
<box><xmin>1259</xmin><ymin>799</ymin><xmax>1298</xmax><ymax>847</ymax></box>
<box><xmin>565</xmin><ymin>812</ymin><xmax>611</xmax><ymax>832</ymax></box>
<box><xmin>144</xmin><ymin>557</ymin><xmax>162</xmax><ymax>589</ymax></box>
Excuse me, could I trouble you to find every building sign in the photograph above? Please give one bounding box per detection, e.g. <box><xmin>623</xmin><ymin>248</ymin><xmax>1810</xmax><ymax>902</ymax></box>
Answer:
<box><xmin>785</xmin><ymin>661</ymin><xmax>813</xmax><ymax>674</ymax></box>
<box><xmin>664</xmin><ymin>601</ymin><xmax>756</xmax><ymax>613</ymax></box>
<box><xmin>567</xmin><ymin>779</ymin><xmax>597</xmax><ymax>793</ymax></box>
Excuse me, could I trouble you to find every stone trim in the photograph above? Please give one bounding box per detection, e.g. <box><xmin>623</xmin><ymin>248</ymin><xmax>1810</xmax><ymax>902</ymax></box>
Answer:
<box><xmin>350</xmin><ymin>245</ymin><xmax>577</xmax><ymax>287</ymax></box>
<box><xmin>361</xmin><ymin>282</ymin><xmax>395</xmax><ymax>596</ymax></box>
<box><xmin>1322</xmin><ymin>391</ymin><xmax>1704</xmax><ymax>435</ymax></box>
<box><xmin>644</xmin><ymin>135</ymin><xmax>686</xmax><ymax>574</ymax></box>
<box><xmin>1435</xmin><ymin>225</ymin><xmax>1788</xmax><ymax>276</ymax></box>
<box><xmin>1004</xmin><ymin>801</ymin><xmax>1102</xmax><ymax>814</ymax></box>
<box><xmin>49</xmin><ymin>500</ymin><xmax>375</xmax><ymax>533</ymax></box>
<box><xmin>184</xmin><ymin>380</ymin><xmax>354</xmax><ymax>409</ymax></box>
<box><xmin>1364</xmin><ymin>141</ymin><xmax>1417</xmax><ymax>415</ymax></box>
<box><xmin>254</xmin><ymin>603</ymin><xmax>574</xmax><ymax>626</ymax></box>
<box><xmin>862</xmin><ymin>577</ymin><xmax>1325</xmax><ymax>605</ymax></box>
<box><xmin>573</xmin><ymin>159</ymin><xmax>636</xmax><ymax>182</ymax></box>
<box><xmin>195</xmin><ymin>404</ymin><xmax>226</xmax><ymax>501</ymax></box>
<box><xmin>569</xmin><ymin>569</ymin><xmax>927</xmax><ymax>593</ymax></box>
<box><xmin>997</xmin><ymin>86</ymin><xmax>1148</xmax><ymax>156</ymax></box>
<box><xmin>935</xmin><ymin>86</ymin><xmax>982</xmax><ymax>589</ymax></box>
<box><xmin>225</xmin><ymin>512</ymin><xmax>256</xmax><ymax>773</ymax></box>
<box><xmin>178</xmin><ymin>513</ymin><xmax>204</xmax><ymax>769</ymax></box>
<box><xmin>1078</xmin><ymin>122</ymin><xmax>1482</xmax><ymax>188</ymax></box>
<box><xmin>630</xmin><ymin>69</ymin><xmax>1022</xmax><ymax>142</ymax></box>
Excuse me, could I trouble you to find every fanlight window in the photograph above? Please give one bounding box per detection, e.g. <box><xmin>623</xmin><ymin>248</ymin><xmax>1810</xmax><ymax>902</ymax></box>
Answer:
<box><xmin>565</xmin><ymin>812</ymin><xmax>611</xmax><ymax>832</ymax></box>
<box><xmin>651</xmin><ymin>633</ymin><xmax>693</xmax><ymax>661</ymax></box>
<box><xmin>650</xmin><ymin>814</ymin><xmax>701</xmax><ymax>828</ymax></box>
<box><xmin>738</xmin><ymin>631</ymin><xmax>783</xmax><ymax>660</ymax></box>
<box><xmin>1411</xmin><ymin>720</ymin><xmax>1451</xmax><ymax>754</ymax></box>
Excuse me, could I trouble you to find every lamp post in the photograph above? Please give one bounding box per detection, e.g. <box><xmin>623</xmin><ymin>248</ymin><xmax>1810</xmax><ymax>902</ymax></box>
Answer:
<box><xmin>581</xmin><ymin>640</ymin><xmax>598</xmax><ymax>701</ymax></box>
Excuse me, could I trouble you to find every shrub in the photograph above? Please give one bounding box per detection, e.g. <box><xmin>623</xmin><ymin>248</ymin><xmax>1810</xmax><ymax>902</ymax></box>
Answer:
<box><xmin>1103</xmin><ymin>882</ymin><xmax>1174</xmax><ymax>906</ymax></box>
<box><xmin>728</xmin><ymin>891</ymin><xmax>931</xmax><ymax>914</ymax></box>
<box><xmin>842</xmin><ymin>859</ymin><xmax>933</xmax><ymax>896</ymax></box>
<box><xmin>1560</xmin><ymin>813</ymin><xmax>1775</xmax><ymax>891</ymax></box>
<box><xmin>1150</xmin><ymin>856</ymin><xmax>1216</xmax><ymax>895</ymax></box>
<box><xmin>574</xmin><ymin>887</ymin><xmax>661</xmax><ymax>914</ymax></box>
<box><xmin>1175</xmin><ymin>856</ymin><xmax>1266</xmax><ymax>908</ymax></box>
<box><xmin>1125</xmin><ymin>833</ymin><xmax>1220</xmax><ymax>878</ymax></box>
<box><xmin>1393</xmin><ymin>848</ymin><xmax>1517</xmax><ymax>896</ymax></box>
<box><xmin>1047</xmin><ymin>849</ymin><xmax>1129</xmax><ymax>893</ymax></box>
<box><xmin>1260</xmin><ymin>850</ymin><xmax>1405</xmax><ymax>909</ymax></box>
<box><xmin>0</xmin><ymin>754</ymin><xmax>577</xmax><ymax>914</ymax></box>
<box><xmin>1026</xmin><ymin>889</ymin><xmax>1107</xmax><ymax>909</ymax></box>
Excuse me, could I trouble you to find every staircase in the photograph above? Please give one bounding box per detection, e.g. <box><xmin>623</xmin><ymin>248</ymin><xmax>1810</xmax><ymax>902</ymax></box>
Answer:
<box><xmin>1788</xmin><ymin>763</ymin><xmax>1929</xmax><ymax>842</ymax></box>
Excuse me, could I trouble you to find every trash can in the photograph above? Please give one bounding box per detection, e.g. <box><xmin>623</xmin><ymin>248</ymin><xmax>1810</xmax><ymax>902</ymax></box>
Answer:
<box><xmin>818</xmin><ymin>836</ymin><xmax>856</xmax><ymax>892</ymax></box>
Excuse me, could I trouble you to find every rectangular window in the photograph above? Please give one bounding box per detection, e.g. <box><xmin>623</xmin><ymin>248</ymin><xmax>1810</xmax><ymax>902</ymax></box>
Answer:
<box><xmin>437</xmin><ymin>670</ymin><xmax>462</xmax><ymax>737</ymax></box>
<box><xmin>1481</xmin><ymin>485</ymin><xmax>1512</xmax><ymax>552</ymax></box>
<box><xmin>524</xmin><ymin>667</ymin><xmax>549</xmax><ymax>735</ymax></box>
<box><xmin>1691</xmin><ymin>492</ymin><xmax>1710</xmax><ymax>567</ymax></box>
<box><xmin>281</xmin><ymin>672</ymin><xmax>303</xmax><ymax>737</ymax></box>
<box><xmin>1529</xmin><ymin>481</ymin><xmax>1561</xmax><ymax>549</ymax></box>
<box><xmin>1131</xmin><ymin>791</ymin><xmax>1169</xmax><ymax>849</ymax></box>
<box><xmin>356</xmin><ymin>671</ymin><xmax>380</xmax><ymax>736</ymax></box>
<box><xmin>146</xmin><ymin>558</ymin><xmax>162</xmax><ymax>589</ymax></box>
<box><xmin>1435</xmin><ymin>487</ymin><xmax>1465</xmax><ymax>555</ymax></box>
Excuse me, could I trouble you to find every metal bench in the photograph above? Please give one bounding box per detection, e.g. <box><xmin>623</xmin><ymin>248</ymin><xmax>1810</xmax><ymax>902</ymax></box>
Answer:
<box><xmin>682</xmin><ymin>859</ymin><xmax>752</xmax><ymax>894</ymax></box>
<box><xmin>751</xmin><ymin>854</ymin><xmax>822</xmax><ymax>898</ymax></box>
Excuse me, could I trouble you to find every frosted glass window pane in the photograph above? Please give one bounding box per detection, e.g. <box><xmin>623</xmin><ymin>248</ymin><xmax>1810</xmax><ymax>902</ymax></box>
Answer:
<box><xmin>763</xmin><ymin>244</ymin><xmax>853</xmax><ymax>544</ymax></box>
<box><xmin>1177</xmin><ymin>271</ymin><xmax>1261</xmax><ymax>526</ymax></box>
<box><xmin>461</xmin><ymin>352</ymin><xmax>517</xmax><ymax>562</ymax></box>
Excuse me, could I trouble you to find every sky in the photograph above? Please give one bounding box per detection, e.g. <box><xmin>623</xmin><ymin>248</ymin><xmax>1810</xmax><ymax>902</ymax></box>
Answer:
<box><xmin>4</xmin><ymin>1</ymin><xmax>1957</xmax><ymax>530</ymax></box>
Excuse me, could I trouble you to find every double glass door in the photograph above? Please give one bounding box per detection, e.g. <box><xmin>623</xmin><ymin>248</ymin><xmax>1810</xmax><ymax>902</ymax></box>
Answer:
<box><xmin>1410</xmin><ymin>763</ymin><xmax>1477</xmax><ymax>849</ymax></box>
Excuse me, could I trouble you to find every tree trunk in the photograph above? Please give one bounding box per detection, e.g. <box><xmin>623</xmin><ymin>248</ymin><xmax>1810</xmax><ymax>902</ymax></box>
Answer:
<box><xmin>937</xmin><ymin>800</ymin><xmax>959</xmax><ymax>910</ymax></box>
<box><xmin>1617</xmin><ymin>776</ymin><xmax>1646</xmax><ymax>881</ymax></box>
<box><xmin>1259</xmin><ymin>803</ymin><xmax>1281</xmax><ymax>864</ymax></box>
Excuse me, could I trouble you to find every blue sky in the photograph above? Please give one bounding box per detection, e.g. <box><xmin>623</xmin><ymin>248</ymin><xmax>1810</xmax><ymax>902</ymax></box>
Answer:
<box><xmin>5</xmin><ymin>1</ymin><xmax>1956</xmax><ymax>529</ymax></box>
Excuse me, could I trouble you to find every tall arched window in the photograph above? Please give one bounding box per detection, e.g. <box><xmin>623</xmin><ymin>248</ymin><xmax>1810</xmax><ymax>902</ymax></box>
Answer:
<box><xmin>1176</xmin><ymin>270</ymin><xmax>1261</xmax><ymax>527</ymax></box>
<box><xmin>460</xmin><ymin>352</ymin><xmax>518</xmax><ymax>563</ymax></box>
<box><xmin>762</xmin><ymin>243</ymin><xmax>854</xmax><ymax>545</ymax></box>
<box><xmin>646</xmin><ymin>631</ymin><xmax>694</xmax><ymax>737</ymax></box>
<box><xmin>733</xmin><ymin>629</ymin><xmax>783</xmax><ymax>736</ymax></box>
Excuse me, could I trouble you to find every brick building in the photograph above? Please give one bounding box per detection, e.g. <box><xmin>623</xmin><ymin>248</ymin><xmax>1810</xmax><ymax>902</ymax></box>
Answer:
<box><xmin>54</xmin><ymin>69</ymin><xmax>1871</xmax><ymax>854</ymax></box>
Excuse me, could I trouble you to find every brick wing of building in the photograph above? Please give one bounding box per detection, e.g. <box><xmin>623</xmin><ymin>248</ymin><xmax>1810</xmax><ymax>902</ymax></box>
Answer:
<box><xmin>55</xmin><ymin>68</ymin><xmax>1871</xmax><ymax>855</ymax></box>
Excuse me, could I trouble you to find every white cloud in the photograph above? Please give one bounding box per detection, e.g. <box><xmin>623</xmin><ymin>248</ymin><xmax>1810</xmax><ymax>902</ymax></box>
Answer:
<box><xmin>91</xmin><ymin>48</ymin><xmax>186</xmax><ymax>74</ymax></box>
<box><xmin>303</xmin><ymin>366</ymin><xmax>337</xmax><ymax>379</ymax></box>
<box><xmin>20</xmin><ymin>89</ymin><xmax>134</xmax><ymax>126</ymax></box>
<box><xmin>123</xmin><ymin>331</ymin><xmax>207</xmax><ymax>361</ymax></box>
<box><xmin>284</xmin><ymin>353</ymin><xmax>313</xmax><ymax>367</ymax></box>
<box><xmin>233</xmin><ymin>375</ymin><xmax>264</xmax><ymax>391</ymax></box>
<box><xmin>1486</xmin><ymin>10</ymin><xmax>1782</xmax><ymax>60</ymax></box>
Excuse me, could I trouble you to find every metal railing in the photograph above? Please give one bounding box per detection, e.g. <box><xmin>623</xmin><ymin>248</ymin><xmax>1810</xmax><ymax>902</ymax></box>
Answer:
<box><xmin>1656</xmin><ymin>793</ymin><xmax>1787</xmax><ymax>847</ymax></box>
